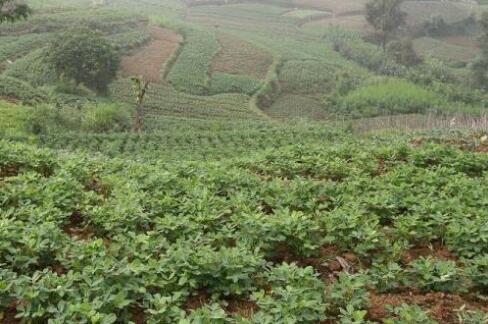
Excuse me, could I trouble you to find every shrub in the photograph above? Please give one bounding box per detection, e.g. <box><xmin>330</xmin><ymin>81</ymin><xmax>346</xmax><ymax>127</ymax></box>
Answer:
<box><xmin>27</xmin><ymin>103</ymin><xmax>132</xmax><ymax>135</ymax></box>
<box><xmin>0</xmin><ymin>75</ymin><xmax>47</xmax><ymax>104</ymax></box>
<box><xmin>387</xmin><ymin>39</ymin><xmax>421</xmax><ymax>67</ymax></box>
<box><xmin>81</xmin><ymin>103</ymin><xmax>132</xmax><ymax>133</ymax></box>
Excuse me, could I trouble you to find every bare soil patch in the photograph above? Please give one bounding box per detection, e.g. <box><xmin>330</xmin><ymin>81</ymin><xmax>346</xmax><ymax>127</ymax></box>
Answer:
<box><xmin>184</xmin><ymin>290</ymin><xmax>211</xmax><ymax>311</ymax></box>
<box><xmin>120</xmin><ymin>26</ymin><xmax>183</xmax><ymax>83</ymax></box>
<box><xmin>0</xmin><ymin>96</ymin><xmax>20</xmax><ymax>105</ymax></box>
<box><xmin>401</xmin><ymin>244</ymin><xmax>458</xmax><ymax>264</ymax></box>
<box><xmin>62</xmin><ymin>212</ymin><xmax>95</xmax><ymax>241</ymax></box>
<box><xmin>225</xmin><ymin>297</ymin><xmax>258</xmax><ymax>318</ymax></box>
<box><xmin>368</xmin><ymin>291</ymin><xmax>488</xmax><ymax>323</ymax></box>
<box><xmin>211</xmin><ymin>33</ymin><xmax>273</xmax><ymax>80</ymax></box>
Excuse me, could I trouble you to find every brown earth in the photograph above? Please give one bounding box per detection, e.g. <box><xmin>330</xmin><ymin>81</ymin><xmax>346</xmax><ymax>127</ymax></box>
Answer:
<box><xmin>225</xmin><ymin>297</ymin><xmax>259</xmax><ymax>318</ymax></box>
<box><xmin>211</xmin><ymin>33</ymin><xmax>273</xmax><ymax>80</ymax></box>
<box><xmin>62</xmin><ymin>212</ymin><xmax>94</xmax><ymax>241</ymax></box>
<box><xmin>120</xmin><ymin>26</ymin><xmax>183</xmax><ymax>83</ymax></box>
<box><xmin>184</xmin><ymin>290</ymin><xmax>211</xmax><ymax>311</ymax></box>
<box><xmin>0</xmin><ymin>96</ymin><xmax>20</xmax><ymax>105</ymax></box>
<box><xmin>401</xmin><ymin>244</ymin><xmax>458</xmax><ymax>264</ymax></box>
<box><xmin>368</xmin><ymin>291</ymin><xmax>488</xmax><ymax>323</ymax></box>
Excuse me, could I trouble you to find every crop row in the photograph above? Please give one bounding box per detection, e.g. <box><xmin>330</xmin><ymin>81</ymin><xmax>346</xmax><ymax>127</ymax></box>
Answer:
<box><xmin>166</xmin><ymin>27</ymin><xmax>219</xmax><ymax>95</ymax></box>
<box><xmin>1</xmin><ymin>133</ymin><xmax>488</xmax><ymax>322</ymax></box>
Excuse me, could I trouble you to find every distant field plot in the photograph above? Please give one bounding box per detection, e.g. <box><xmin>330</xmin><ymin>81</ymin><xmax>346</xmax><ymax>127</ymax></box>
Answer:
<box><xmin>0</xmin><ymin>33</ymin><xmax>55</xmax><ymax>64</ymax></box>
<box><xmin>441</xmin><ymin>35</ymin><xmax>480</xmax><ymax>50</ymax></box>
<box><xmin>302</xmin><ymin>14</ymin><xmax>370</xmax><ymax>35</ymax></box>
<box><xmin>120</xmin><ymin>26</ymin><xmax>183</xmax><ymax>83</ymax></box>
<box><xmin>293</xmin><ymin>0</ymin><xmax>367</xmax><ymax>15</ymax></box>
<box><xmin>186</xmin><ymin>3</ymin><xmax>293</xmax><ymax>34</ymax></box>
<box><xmin>211</xmin><ymin>33</ymin><xmax>273</xmax><ymax>79</ymax></box>
<box><xmin>27</xmin><ymin>0</ymin><xmax>92</xmax><ymax>10</ymax></box>
<box><xmin>264</xmin><ymin>94</ymin><xmax>327</xmax><ymax>120</ymax></box>
<box><xmin>166</xmin><ymin>27</ymin><xmax>219</xmax><ymax>95</ymax></box>
<box><xmin>413</xmin><ymin>37</ymin><xmax>479</xmax><ymax>62</ymax></box>
<box><xmin>111</xmin><ymin>80</ymin><xmax>263</xmax><ymax>122</ymax></box>
<box><xmin>210</xmin><ymin>73</ymin><xmax>262</xmax><ymax>95</ymax></box>
<box><xmin>106</xmin><ymin>29</ymin><xmax>151</xmax><ymax>52</ymax></box>
<box><xmin>401</xmin><ymin>1</ymin><xmax>474</xmax><ymax>27</ymax></box>
<box><xmin>283</xmin><ymin>9</ymin><xmax>331</xmax><ymax>24</ymax></box>
<box><xmin>278</xmin><ymin>59</ymin><xmax>335</xmax><ymax>94</ymax></box>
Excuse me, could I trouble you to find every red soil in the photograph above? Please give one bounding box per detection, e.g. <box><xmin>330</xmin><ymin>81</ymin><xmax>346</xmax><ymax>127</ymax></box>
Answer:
<box><xmin>120</xmin><ymin>26</ymin><xmax>183</xmax><ymax>83</ymax></box>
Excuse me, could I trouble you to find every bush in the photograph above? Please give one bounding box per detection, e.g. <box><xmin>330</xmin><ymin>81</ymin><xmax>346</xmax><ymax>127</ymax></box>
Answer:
<box><xmin>387</xmin><ymin>39</ymin><xmax>421</xmax><ymax>67</ymax></box>
<box><xmin>81</xmin><ymin>103</ymin><xmax>132</xmax><ymax>133</ymax></box>
<box><xmin>0</xmin><ymin>75</ymin><xmax>47</xmax><ymax>104</ymax></box>
<box><xmin>27</xmin><ymin>103</ymin><xmax>132</xmax><ymax>135</ymax></box>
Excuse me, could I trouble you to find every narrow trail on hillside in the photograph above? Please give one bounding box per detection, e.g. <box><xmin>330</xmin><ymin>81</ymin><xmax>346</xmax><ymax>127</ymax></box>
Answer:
<box><xmin>120</xmin><ymin>26</ymin><xmax>183</xmax><ymax>83</ymax></box>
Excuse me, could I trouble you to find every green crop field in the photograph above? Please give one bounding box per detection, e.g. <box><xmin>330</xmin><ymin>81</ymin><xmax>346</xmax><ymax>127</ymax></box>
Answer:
<box><xmin>2</xmin><ymin>0</ymin><xmax>488</xmax><ymax>322</ymax></box>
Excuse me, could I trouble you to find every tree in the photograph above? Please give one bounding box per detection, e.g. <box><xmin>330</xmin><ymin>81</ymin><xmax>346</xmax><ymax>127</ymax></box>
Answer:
<box><xmin>46</xmin><ymin>28</ymin><xmax>120</xmax><ymax>94</ymax></box>
<box><xmin>387</xmin><ymin>38</ymin><xmax>421</xmax><ymax>67</ymax></box>
<box><xmin>0</xmin><ymin>0</ymin><xmax>30</xmax><ymax>23</ymax></box>
<box><xmin>472</xmin><ymin>12</ymin><xmax>488</xmax><ymax>89</ymax></box>
<box><xmin>130</xmin><ymin>76</ymin><xmax>150</xmax><ymax>133</ymax></box>
<box><xmin>365</xmin><ymin>0</ymin><xmax>406</xmax><ymax>52</ymax></box>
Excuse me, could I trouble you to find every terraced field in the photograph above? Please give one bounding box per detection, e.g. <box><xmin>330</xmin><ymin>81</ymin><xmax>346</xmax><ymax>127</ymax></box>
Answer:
<box><xmin>413</xmin><ymin>37</ymin><xmax>480</xmax><ymax>63</ymax></box>
<box><xmin>120</xmin><ymin>26</ymin><xmax>183</xmax><ymax>83</ymax></box>
<box><xmin>401</xmin><ymin>0</ymin><xmax>474</xmax><ymax>28</ymax></box>
<box><xmin>211</xmin><ymin>33</ymin><xmax>273</xmax><ymax>80</ymax></box>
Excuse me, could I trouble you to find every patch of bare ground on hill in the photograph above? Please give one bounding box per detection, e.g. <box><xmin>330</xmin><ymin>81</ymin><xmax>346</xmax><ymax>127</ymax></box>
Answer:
<box><xmin>211</xmin><ymin>33</ymin><xmax>273</xmax><ymax>79</ymax></box>
<box><xmin>120</xmin><ymin>26</ymin><xmax>183</xmax><ymax>83</ymax></box>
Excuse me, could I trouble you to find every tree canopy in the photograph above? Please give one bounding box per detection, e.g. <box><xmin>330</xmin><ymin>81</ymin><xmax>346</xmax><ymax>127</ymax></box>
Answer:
<box><xmin>0</xmin><ymin>0</ymin><xmax>30</xmax><ymax>23</ymax></box>
<box><xmin>46</xmin><ymin>28</ymin><xmax>120</xmax><ymax>94</ymax></box>
<box><xmin>365</xmin><ymin>0</ymin><xmax>406</xmax><ymax>51</ymax></box>
<box><xmin>471</xmin><ymin>11</ymin><xmax>488</xmax><ymax>89</ymax></box>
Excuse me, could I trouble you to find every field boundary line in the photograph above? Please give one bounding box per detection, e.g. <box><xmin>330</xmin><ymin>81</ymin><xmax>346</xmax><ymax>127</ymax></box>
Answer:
<box><xmin>249</xmin><ymin>57</ymin><xmax>283</xmax><ymax>121</ymax></box>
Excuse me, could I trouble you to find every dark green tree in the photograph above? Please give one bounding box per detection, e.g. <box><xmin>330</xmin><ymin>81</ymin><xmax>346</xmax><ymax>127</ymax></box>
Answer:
<box><xmin>472</xmin><ymin>12</ymin><xmax>488</xmax><ymax>89</ymax></box>
<box><xmin>365</xmin><ymin>0</ymin><xmax>406</xmax><ymax>52</ymax></box>
<box><xmin>46</xmin><ymin>28</ymin><xmax>120</xmax><ymax>94</ymax></box>
<box><xmin>387</xmin><ymin>38</ymin><xmax>421</xmax><ymax>67</ymax></box>
<box><xmin>0</xmin><ymin>0</ymin><xmax>30</xmax><ymax>23</ymax></box>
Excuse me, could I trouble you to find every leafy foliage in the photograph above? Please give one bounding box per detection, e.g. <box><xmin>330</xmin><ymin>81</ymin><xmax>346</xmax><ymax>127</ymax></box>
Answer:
<box><xmin>46</xmin><ymin>28</ymin><xmax>120</xmax><ymax>94</ymax></box>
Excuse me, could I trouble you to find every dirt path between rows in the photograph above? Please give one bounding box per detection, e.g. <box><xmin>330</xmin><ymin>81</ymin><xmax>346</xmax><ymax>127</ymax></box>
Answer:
<box><xmin>120</xmin><ymin>26</ymin><xmax>183</xmax><ymax>83</ymax></box>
